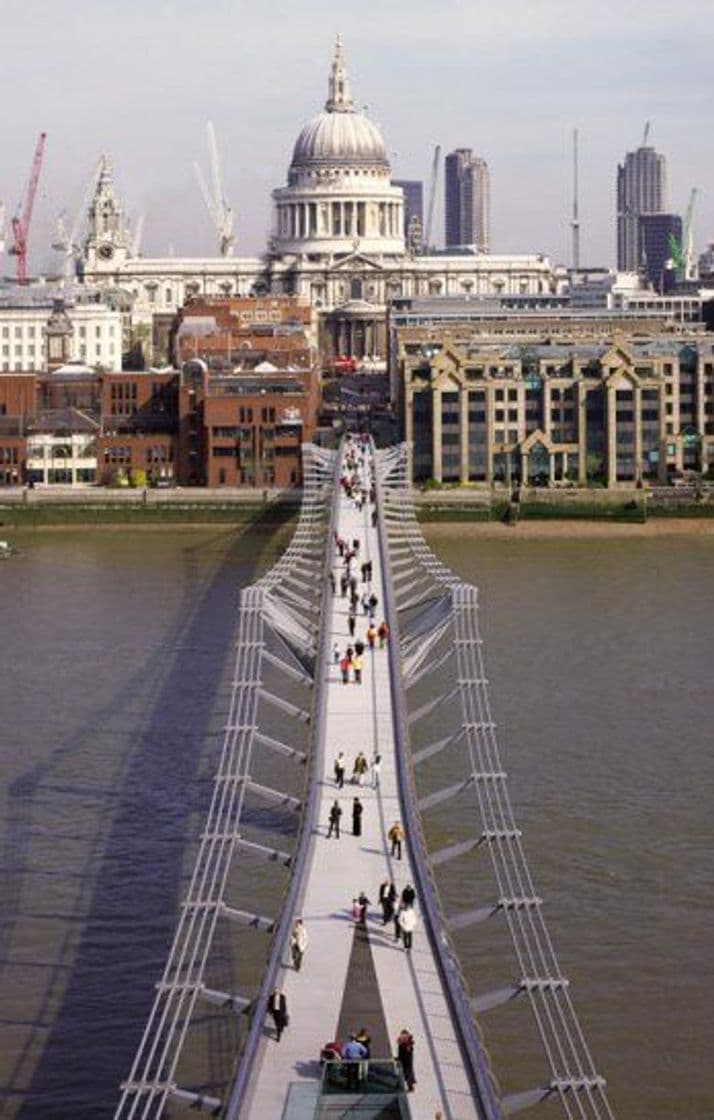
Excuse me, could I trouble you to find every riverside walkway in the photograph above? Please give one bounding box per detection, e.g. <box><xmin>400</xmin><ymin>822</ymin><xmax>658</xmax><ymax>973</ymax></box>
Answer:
<box><xmin>116</xmin><ymin>438</ymin><xmax>614</xmax><ymax>1120</ymax></box>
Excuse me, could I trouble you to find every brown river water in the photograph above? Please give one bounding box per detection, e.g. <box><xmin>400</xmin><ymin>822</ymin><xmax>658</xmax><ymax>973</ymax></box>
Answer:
<box><xmin>0</xmin><ymin>524</ymin><xmax>712</xmax><ymax>1118</ymax></box>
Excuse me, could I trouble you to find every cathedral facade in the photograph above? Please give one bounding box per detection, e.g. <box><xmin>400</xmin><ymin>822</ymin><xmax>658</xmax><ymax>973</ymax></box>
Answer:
<box><xmin>80</xmin><ymin>38</ymin><xmax>563</xmax><ymax>359</ymax></box>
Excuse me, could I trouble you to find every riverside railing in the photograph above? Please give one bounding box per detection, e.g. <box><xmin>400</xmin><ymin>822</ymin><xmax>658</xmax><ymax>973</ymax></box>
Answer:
<box><xmin>115</xmin><ymin>443</ymin><xmax>339</xmax><ymax>1120</ymax></box>
<box><xmin>374</xmin><ymin>444</ymin><xmax>615</xmax><ymax>1120</ymax></box>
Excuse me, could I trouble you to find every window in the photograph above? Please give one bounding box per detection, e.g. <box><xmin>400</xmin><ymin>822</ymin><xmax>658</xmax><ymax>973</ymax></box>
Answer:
<box><xmin>104</xmin><ymin>446</ymin><xmax>131</xmax><ymax>464</ymax></box>
<box><xmin>96</xmin><ymin>325</ymin><xmax>102</xmax><ymax>338</ymax></box>
<box><xmin>239</xmin><ymin>407</ymin><xmax>253</xmax><ymax>423</ymax></box>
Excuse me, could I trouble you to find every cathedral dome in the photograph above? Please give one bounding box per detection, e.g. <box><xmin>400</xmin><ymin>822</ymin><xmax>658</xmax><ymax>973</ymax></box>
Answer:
<box><xmin>292</xmin><ymin>110</ymin><xmax>388</xmax><ymax>169</ymax></box>
<box><xmin>290</xmin><ymin>35</ymin><xmax>389</xmax><ymax>171</ymax></box>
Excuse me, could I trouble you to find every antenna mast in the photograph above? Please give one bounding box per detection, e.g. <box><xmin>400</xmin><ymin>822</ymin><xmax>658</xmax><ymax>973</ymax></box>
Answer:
<box><xmin>571</xmin><ymin>128</ymin><xmax>580</xmax><ymax>271</ymax></box>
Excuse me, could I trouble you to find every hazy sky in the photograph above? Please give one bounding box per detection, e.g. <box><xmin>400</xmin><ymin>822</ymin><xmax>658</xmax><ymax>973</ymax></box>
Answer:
<box><xmin>2</xmin><ymin>0</ymin><xmax>713</xmax><ymax>274</ymax></box>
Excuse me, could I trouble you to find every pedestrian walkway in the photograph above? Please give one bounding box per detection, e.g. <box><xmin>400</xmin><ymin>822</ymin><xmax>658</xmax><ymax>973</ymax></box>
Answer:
<box><xmin>243</xmin><ymin>438</ymin><xmax>480</xmax><ymax>1120</ymax></box>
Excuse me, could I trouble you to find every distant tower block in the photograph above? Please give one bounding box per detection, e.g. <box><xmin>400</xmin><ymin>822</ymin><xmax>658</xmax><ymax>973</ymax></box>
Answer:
<box><xmin>444</xmin><ymin>149</ymin><xmax>490</xmax><ymax>252</ymax></box>
<box><xmin>616</xmin><ymin>135</ymin><xmax>668</xmax><ymax>271</ymax></box>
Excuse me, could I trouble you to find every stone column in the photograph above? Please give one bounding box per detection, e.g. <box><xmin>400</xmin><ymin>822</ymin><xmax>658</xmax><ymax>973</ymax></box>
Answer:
<box><xmin>577</xmin><ymin>382</ymin><xmax>588</xmax><ymax>484</ymax></box>
<box><xmin>634</xmin><ymin>385</ymin><xmax>643</xmax><ymax>483</ymax></box>
<box><xmin>459</xmin><ymin>386</ymin><xmax>469</xmax><ymax>483</ymax></box>
<box><xmin>432</xmin><ymin>387</ymin><xmax>443</xmax><ymax>483</ymax></box>
<box><xmin>485</xmin><ymin>386</ymin><xmax>494</xmax><ymax>484</ymax></box>
<box><xmin>543</xmin><ymin>382</ymin><xmax>552</xmax><ymax>439</ymax></box>
<box><xmin>606</xmin><ymin>385</ymin><xmax>617</xmax><ymax>487</ymax></box>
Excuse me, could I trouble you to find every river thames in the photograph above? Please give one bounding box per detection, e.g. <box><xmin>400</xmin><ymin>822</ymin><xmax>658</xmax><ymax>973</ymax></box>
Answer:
<box><xmin>0</xmin><ymin>523</ymin><xmax>712</xmax><ymax>1118</ymax></box>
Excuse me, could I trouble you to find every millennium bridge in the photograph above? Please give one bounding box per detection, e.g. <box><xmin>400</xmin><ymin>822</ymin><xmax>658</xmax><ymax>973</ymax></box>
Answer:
<box><xmin>115</xmin><ymin>439</ymin><xmax>614</xmax><ymax>1120</ymax></box>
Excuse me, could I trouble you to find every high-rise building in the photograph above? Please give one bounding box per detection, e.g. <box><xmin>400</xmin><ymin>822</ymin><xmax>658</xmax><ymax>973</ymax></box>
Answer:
<box><xmin>393</xmin><ymin>179</ymin><xmax>423</xmax><ymax>252</ymax></box>
<box><xmin>616</xmin><ymin>145</ymin><xmax>668</xmax><ymax>271</ymax></box>
<box><xmin>639</xmin><ymin>213</ymin><xmax>682</xmax><ymax>293</ymax></box>
<box><xmin>444</xmin><ymin>149</ymin><xmax>490</xmax><ymax>252</ymax></box>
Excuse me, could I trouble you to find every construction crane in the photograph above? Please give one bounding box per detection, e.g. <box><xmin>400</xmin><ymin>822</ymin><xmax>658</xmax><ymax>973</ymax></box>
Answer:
<box><xmin>193</xmin><ymin>122</ymin><xmax>234</xmax><ymax>256</ymax></box>
<box><xmin>667</xmin><ymin>188</ymin><xmax>700</xmax><ymax>282</ymax></box>
<box><xmin>9</xmin><ymin>132</ymin><xmax>47</xmax><ymax>284</ymax></box>
<box><xmin>52</xmin><ymin>156</ymin><xmax>103</xmax><ymax>282</ymax></box>
<box><xmin>424</xmin><ymin>143</ymin><xmax>441</xmax><ymax>252</ymax></box>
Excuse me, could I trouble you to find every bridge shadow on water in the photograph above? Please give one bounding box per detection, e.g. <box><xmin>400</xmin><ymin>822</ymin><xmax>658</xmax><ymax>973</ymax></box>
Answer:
<box><xmin>7</xmin><ymin>508</ymin><xmax>295</xmax><ymax>1120</ymax></box>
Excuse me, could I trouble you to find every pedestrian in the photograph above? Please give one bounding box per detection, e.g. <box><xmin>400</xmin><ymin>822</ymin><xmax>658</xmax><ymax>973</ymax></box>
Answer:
<box><xmin>371</xmin><ymin>508</ymin><xmax>378</xmax><ymax>527</ymax></box>
<box><xmin>290</xmin><ymin>918</ymin><xmax>308</xmax><ymax>971</ymax></box>
<box><xmin>334</xmin><ymin>752</ymin><xmax>345</xmax><ymax>788</ymax></box>
<box><xmin>353</xmin><ymin>752</ymin><xmax>368</xmax><ymax>785</ymax></box>
<box><xmin>399</xmin><ymin>905</ymin><xmax>417</xmax><ymax>950</ymax></box>
<box><xmin>396</xmin><ymin>1028</ymin><xmax>416</xmax><ymax>1091</ymax></box>
<box><xmin>267</xmin><ymin>987</ymin><xmax>288</xmax><ymax>1041</ymax></box>
<box><xmin>368</xmin><ymin>592</ymin><xmax>378</xmax><ymax>619</ymax></box>
<box><xmin>352</xmin><ymin>538</ymin><xmax>360</xmax><ymax>553</ymax></box>
<box><xmin>343</xmin><ymin>1033</ymin><xmax>368</xmax><ymax>1090</ymax></box>
<box><xmin>346</xmin><ymin>644</ymin><xmax>354</xmax><ymax>662</ymax></box>
<box><xmin>388</xmin><ymin>821</ymin><xmax>404</xmax><ymax>860</ymax></box>
<box><xmin>371</xmin><ymin>753</ymin><xmax>382</xmax><ymax>788</ymax></box>
<box><xmin>350</xmin><ymin>589</ymin><xmax>359</xmax><ymax>611</ymax></box>
<box><xmin>366</xmin><ymin>624</ymin><xmax>377</xmax><ymax>650</ymax></box>
<box><xmin>327</xmin><ymin>800</ymin><xmax>342</xmax><ymax>838</ymax></box>
<box><xmin>349</xmin><ymin>575</ymin><xmax>358</xmax><ymax>596</ymax></box>
<box><xmin>354</xmin><ymin>638</ymin><xmax>365</xmax><ymax>657</ymax></box>
<box><xmin>401</xmin><ymin>883</ymin><xmax>416</xmax><ymax>908</ymax></box>
<box><xmin>379</xmin><ymin>879</ymin><xmax>397</xmax><ymax>925</ymax></box>
<box><xmin>352</xmin><ymin>796</ymin><xmax>363</xmax><ymax>836</ymax></box>
<box><xmin>355</xmin><ymin>1026</ymin><xmax>371</xmax><ymax>1058</ymax></box>
<box><xmin>348</xmin><ymin>611</ymin><xmax>356</xmax><ymax>638</ymax></box>
<box><xmin>340</xmin><ymin>574</ymin><xmax>348</xmax><ymax>598</ymax></box>
<box><xmin>360</xmin><ymin>561</ymin><xmax>368</xmax><ymax>583</ymax></box>
<box><xmin>361</xmin><ymin>592</ymin><xmax>370</xmax><ymax>616</ymax></box>
<box><xmin>378</xmin><ymin>620</ymin><xmax>389</xmax><ymax>648</ymax></box>
<box><xmin>357</xmin><ymin>891</ymin><xmax>370</xmax><ymax>925</ymax></box>
<box><xmin>333</xmin><ymin>642</ymin><xmax>340</xmax><ymax>664</ymax></box>
<box><xmin>353</xmin><ymin>654</ymin><xmax>363</xmax><ymax>684</ymax></box>
<box><xmin>393</xmin><ymin>901</ymin><xmax>403</xmax><ymax>942</ymax></box>
<box><xmin>340</xmin><ymin>655</ymin><xmax>350</xmax><ymax>685</ymax></box>
<box><xmin>329</xmin><ymin>570</ymin><xmax>336</xmax><ymax>595</ymax></box>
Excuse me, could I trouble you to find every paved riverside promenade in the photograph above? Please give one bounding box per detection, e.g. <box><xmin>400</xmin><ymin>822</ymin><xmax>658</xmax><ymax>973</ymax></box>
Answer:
<box><xmin>244</xmin><ymin>442</ymin><xmax>480</xmax><ymax>1119</ymax></box>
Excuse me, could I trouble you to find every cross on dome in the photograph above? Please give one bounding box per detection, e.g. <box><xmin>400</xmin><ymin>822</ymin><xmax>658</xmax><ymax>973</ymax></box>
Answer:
<box><xmin>325</xmin><ymin>33</ymin><xmax>354</xmax><ymax>113</ymax></box>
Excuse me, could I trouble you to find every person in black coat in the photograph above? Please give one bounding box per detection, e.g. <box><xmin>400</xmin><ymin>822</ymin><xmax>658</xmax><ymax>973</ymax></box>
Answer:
<box><xmin>268</xmin><ymin>988</ymin><xmax>288</xmax><ymax>1041</ymax></box>
<box><xmin>401</xmin><ymin>883</ymin><xmax>416</xmax><ymax>908</ymax></box>
<box><xmin>396</xmin><ymin>1028</ymin><xmax>415</xmax><ymax>1090</ymax></box>
<box><xmin>352</xmin><ymin>797</ymin><xmax>363</xmax><ymax>836</ymax></box>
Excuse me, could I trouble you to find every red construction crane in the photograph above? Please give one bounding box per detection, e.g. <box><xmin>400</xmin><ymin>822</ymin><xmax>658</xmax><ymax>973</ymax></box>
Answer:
<box><xmin>9</xmin><ymin>132</ymin><xmax>47</xmax><ymax>284</ymax></box>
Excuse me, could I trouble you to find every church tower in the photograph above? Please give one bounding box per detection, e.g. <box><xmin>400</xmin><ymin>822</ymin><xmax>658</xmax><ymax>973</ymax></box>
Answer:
<box><xmin>84</xmin><ymin>156</ymin><xmax>130</xmax><ymax>272</ymax></box>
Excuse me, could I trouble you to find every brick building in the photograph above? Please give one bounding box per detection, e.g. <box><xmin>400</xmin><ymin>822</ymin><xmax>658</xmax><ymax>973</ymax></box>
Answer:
<box><xmin>0</xmin><ymin>296</ymin><xmax>320</xmax><ymax>489</ymax></box>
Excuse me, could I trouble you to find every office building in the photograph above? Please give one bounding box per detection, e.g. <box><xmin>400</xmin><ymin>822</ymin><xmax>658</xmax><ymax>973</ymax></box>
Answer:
<box><xmin>444</xmin><ymin>149</ymin><xmax>490</xmax><ymax>252</ymax></box>
<box><xmin>391</xmin><ymin>297</ymin><xmax>714</xmax><ymax>487</ymax></box>
<box><xmin>617</xmin><ymin>144</ymin><xmax>668</xmax><ymax>271</ymax></box>
<box><xmin>393</xmin><ymin>179</ymin><xmax>424</xmax><ymax>252</ymax></box>
<box><xmin>639</xmin><ymin>213</ymin><xmax>682</xmax><ymax>293</ymax></box>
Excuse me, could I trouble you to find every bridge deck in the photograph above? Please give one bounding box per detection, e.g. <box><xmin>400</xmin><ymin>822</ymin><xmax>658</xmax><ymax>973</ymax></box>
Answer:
<box><xmin>243</xmin><ymin>444</ymin><xmax>479</xmax><ymax>1119</ymax></box>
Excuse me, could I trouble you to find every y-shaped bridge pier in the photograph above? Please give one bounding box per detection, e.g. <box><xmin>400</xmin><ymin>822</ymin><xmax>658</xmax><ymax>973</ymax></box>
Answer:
<box><xmin>115</xmin><ymin>440</ymin><xmax>614</xmax><ymax>1120</ymax></box>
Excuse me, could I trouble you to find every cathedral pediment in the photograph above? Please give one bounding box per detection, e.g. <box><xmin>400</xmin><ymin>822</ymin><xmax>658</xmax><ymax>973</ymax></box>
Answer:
<box><xmin>330</xmin><ymin>251</ymin><xmax>384</xmax><ymax>273</ymax></box>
